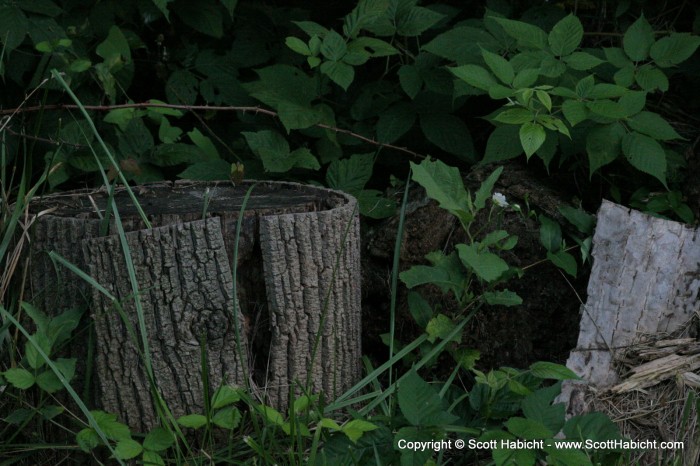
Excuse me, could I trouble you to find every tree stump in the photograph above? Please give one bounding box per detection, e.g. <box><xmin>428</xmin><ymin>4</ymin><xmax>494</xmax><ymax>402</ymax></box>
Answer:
<box><xmin>26</xmin><ymin>181</ymin><xmax>361</xmax><ymax>431</ymax></box>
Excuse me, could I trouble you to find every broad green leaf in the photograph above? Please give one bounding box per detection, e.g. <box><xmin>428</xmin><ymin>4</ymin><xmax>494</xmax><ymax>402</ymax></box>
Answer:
<box><xmin>623</xmin><ymin>14</ymin><xmax>654</xmax><ymax>61</ymax></box>
<box><xmin>628</xmin><ymin>111</ymin><xmax>682</xmax><ymax>141</ymax></box>
<box><xmin>188</xmin><ymin>128</ymin><xmax>219</xmax><ymax>160</ymax></box>
<box><xmin>286</xmin><ymin>36</ymin><xmax>311</xmax><ymax>55</ymax></box>
<box><xmin>143</xmin><ymin>428</ymin><xmax>175</xmax><ymax>452</ymax></box>
<box><xmin>257</xmin><ymin>405</ymin><xmax>285</xmax><ymax>426</ymax></box>
<box><xmin>539</xmin><ymin>215</ymin><xmax>561</xmax><ymax>252</ymax></box>
<box><xmin>326</xmin><ymin>153</ymin><xmax>374</xmax><ymax>194</ymax></box>
<box><xmin>143</xmin><ymin>451</ymin><xmax>165</xmax><ymax>466</ymax></box>
<box><xmin>356</xmin><ymin>189</ymin><xmax>396</xmax><ymax>219</ymax></box>
<box><xmin>604</xmin><ymin>46</ymin><xmax>632</xmax><ymax>67</ymax></box>
<box><xmin>650</xmin><ymin>33</ymin><xmax>700</xmax><ymax>67</ymax></box>
<box><xmin>618</xmin><ymin>91</ymin><xmax>646</xmax><ymax>117</ymax></box>
<box><xmin>635</xmin><ymin>65</ymin><xmax>669</xmax><ymax>92</ymax></box>
<box><xmin>505</xmin><ymin>417</ymin><xmax>554</xmax><ymax>439</ymax></box>
<box><xmin>589</xmin><ymin>83</ymin><xmax>629</xmax><ymax>99</ymax></box>
<box><xmin>377</xmin><ymin>103</ymin><xmax>415</xmax><ymax>143</ymax></box>
<box><xmin>482</xmin><ymin>49</ymin><xmax>514</xmax><ymax>84</ymax></box>
<box><xmin>399</xmin><ymin>256</ymin><xmax>464</xmax><ymax>292</ymax></box>
<box><xmin>522</xmin><ymin>383</ymin><xmax>566</xmax><ymax>433</ymax></box>
<box><xmin>614</xmin><ymin>65</ymin><xmax>635</xmax><ymax>86</ymax></box>
<box><xmin>76</xmin><ymin>428</ymin><xmax>100</xmax><ymax>452</ymax></box>
<box><xmin>398</xmin><ymin>64</ymin><xmax>422</xmax><ymax>98</ymax></box>
<box><xmin>483</xmin><ymin>290</ymin><xmax>522</xmax><ymax>306</ymax></box>
<box><xmin>220</xmin><ymin>0</ymin><xmax>237</xmax><ymax>18</ymax></box>
<box><xmin>494</xmin><ymin>17</ymin><xmax>547</xmax><ymax>50</ymax></box>
<box><xmin>426</xmin><ymin>314</ymin><xmax>458</xmax><ymax>343</ymax></box>
<box><xmin>622</xmin><ymin>131</ymin><xmax>667</xmax><ymax>186</ymax></box>
<box><xmin>575</xmin><ymin>75</ymin><xmax>595</xmax><ymax>98</ymax></box>
<box><xmin>342</xmin><ymin>0</ymin><xmax>388</xmax><ymax>38</ymax></box>
<box><xmin>561</xmin><ymin>100</ymin><xmax>587</xmax><ymax>127</ymax></box>
<box><xmin>119</xmin><ymin>118</ymin><xmax>154</xmax><ymax>156</ymax></box>
<box><xmin>545</xmin><ymin>448</ymin><xmax>594</xmax><ymax>466</ymax></box>
<box><xmin>36</xmin><ymin>370</ymin><xmax>63</xmax><ymax>393</ymax></box>
<box><xmin>319</xmin><ymin>418</ymin><xmax>342</xmax><ymax>430</ymax></box>
<box><xmin>243</xmin><ymin>130</ymin><xmax>287</xmax><ymax>170</ymax></box>
<box><xmin>19</xmin><ymin>0</ymin><xmax>63</xmax><ymax>16</ymax></box>
<box><xmin>212</xmin><ymin>406</ymin><xmax>242</xmax><ymax>429</ymax></box>
<box><xmin>114</xmin><ymin>439</ymin><xmax>143</xmax><ymax>460</ymax></box>
<box><xmin>0</xmin><ymin>6</ymin><xmax>28</xmax><ymax>52</ymax></box>
<box><xmin>40</xmin><ymin>405</ymin><xmax>64</xmax><ymax>421</ymax></box>
<box><xmin>211</xmin><ymin>385</ymin><xmax>242</xmax><ymax>409</ymax></box>
<box><xmin>456</xmin><ymin>243</ymin><xmax>509</xmax><ymax>282</ymax></box>
<box><xmin>150</xmin><ymin>143</ymin><xmax>205</xmax><ymax>166</ymax></box>
<box><xmin>409</xmin><ymin>159</ymin><xmax>468</xmax><ymax>220</ymax></box>
<box><xmin>172</xmin><ymin>0</ymin><xmax>223</xmax><ymax>38</ymax></box>
<box><xmin>563</xmin><ymin>412</ymin><xmax>621</xmax><ymax>442</ymax></box>
<box><xmin>407</xmin><ymin>292</ymin><xmax>433</xmax><ymax>328</ymax></box>
<box><xmin>341</xmin><ymin>419</ymin><xmax>378</xmax><ymax>443</ymax></box>
<box><xmin>3</xmin><ymin>368</ymin><xmax>35</xmax><ymax>389</ymax></box>
<box><xmin>166</xmin><ymin>70</ymin><xmax>198</xmax><ymax>105</ymax></box>
<box><xmin>547</xmin><ymin>250</ymin><xmax>577</xmax><ymax>277</ymax></box>
<box><xmin>92</xmin><ymin>410</ymin><xmax>130</xmax><ymax>440</ymax></box>
<box><xmin>397</xmin><ymin>6</ymin><xmax>445</xmax><ymax>36</ymax></box>
<box><xmin>535</xmin><ymin>90</ymin><xmax>552</xmax><ymax>112</ymax></box>
<box><xmin>96</xmin><ymin>26</ymin><xmax>131</xmax><ymax>69</ymax></box>
<box><xmin>104</xmin><ymin>108</ymin><xmax>140</xmax><ymax>131</ymax></box>
<box><xmin>277</xmin><ymin>101</ymin><xmax>322</xmax><ymax>131</ymax></box>
<box><xmin>158</xmin><ymin>118</ymin><xmax>183</xmax><ymax>144</ymax></box>
<box><xmin>420</xmin><ymin>113</ymin><xmax>474</xmax><ymax>161</ymax></box>
<box><xmin>483</xmin><ymin>125</ymin><xmax>523</xmax><ymax>163</ymax></box>
<box><xmin>493</xmin><ymin>108</ymin><xmax>533</xmax><ymax>124</ymax></box>
<box><xmin>474</xmin><ymin>166</ymin><xmax>503</xmax><ymax>209</ymax></box>
<box><xmin>529</xmin><ymin>361</ymin><xmax>578</xmax><ymax>380</ymax></box>
<box><xmin>538</xmin><ymin>54</ymin><xmax>567</xmax><ymax>77</ymax></box>
<box><xmin>423</xmin><ymin>26</ymin><xmax>500</xmax><ymax>64</ymax></box>
<box><xmin>320</xmin><ymin>60</ymin><xmax>354</xmax><ymax>90</ymax></box>
<box><xmin>178</xmin><ymin>160</ymin><xmax>226</xmax><ymax>182</ymax></box>
<box><xmin>348</xmin><ymin>37</ymin><xmax>398</xmax><ymax>57</ymax></box>
<box><xmin>512</xmin><ymin>68</ymin><xmax>539</xmax><ymax>88</ymax></box>
<box><xmin>586</xmin><ymin>123</ymin><xmax>624</xmax><ymax>177</ymax></box>
<box><xmin>548</xmin><ymin>14</ymin><xmax>583</xmax><ymax>56</ymax></box>
<box><xmin>563</xmin><ymin>51</ymin><xmax>604</xmax><ymax>70</ymax></box>
<box><xmin>558</xmin><ymin>206</ymin><xmax>595</xmax><ymax>234</ymax></box>
<box><xmin>177</xmin><ymin>414</ymin><xmax>208</xmax><ymax>429</ymax></box>
<box><xmin>519</xmin><ymin>122</ymin><xmax>546</xmax><ymax>158</ymax></box>
<box><xmin>398</xmin><ymin>370</ymin><xmax>459</xmax><ymax>426</ymax></box>
<box><xmin>320</xmin><ymin>29</ymin><xmax>347</xmax><ymax>61</ymax></box>
<box><xmin>295</xmin><ymin>20</ymin><xmax>329</xmax><ymax>38</ymax></box>
<box><xmin>448</xmin><ymin>64</ymin><xmax>498</xmax><ymax>91</ymax></box>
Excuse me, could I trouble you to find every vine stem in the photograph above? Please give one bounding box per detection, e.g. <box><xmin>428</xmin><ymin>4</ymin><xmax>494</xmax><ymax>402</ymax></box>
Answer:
<box><xmin>0</xmin><ymin>102</ymin><xmax>426</xmax><ymax>159</ymax></box>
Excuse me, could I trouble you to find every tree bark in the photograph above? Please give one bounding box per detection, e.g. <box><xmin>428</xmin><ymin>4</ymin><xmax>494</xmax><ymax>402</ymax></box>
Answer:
<box><xmin>26</xmin><ymin>181</ymin><xmax>361</xmax><ymax>430</ymax></box>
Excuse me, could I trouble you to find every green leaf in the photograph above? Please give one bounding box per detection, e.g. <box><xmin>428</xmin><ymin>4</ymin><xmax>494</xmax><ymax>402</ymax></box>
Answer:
<box><xmin>493</xmin><ymin>108</ymin><xmax>535</xmax><ymax>125</ymax></box>
<box><xmin>93</xmin><ymin>410</ymin><xmax>130</xmax><ymax>441</ymax></box>
<box><xmin>449</xmin><ymin>64</ymin><xmax>497</xmax><ymax>91</ymax></box>
<box><xmin>407</xmin><ymin>292</ymin><xmax>433</xmax><ymax>328</ymax></box>
<box><xmin>143</xmin><ymin>428</ymin><xmax>175</xmax><ymax>452</ymax></box>
<box><xmin>522</xmin><ymin>383</ymin><xmax>566</xmax><ymax>434</ymax></box>
<box><xmin>119</xmin><ymin>118</ymin><xmax>154</xmax><ymax>157</ymax></box>
<box><xmin>547</xmin><ymin>250</ymin><xmax>577</xmax><ymax>277</ymax></box>
<box><xmin>319</xmin><ymin>418</ymin><xmax>342</xmax><ymax>431</ymax></box>
<box><xmin>96</xmin><ymin>26</ymin><xmax>131</xmax><ymax>69</ymax></box>
<box><xmin>187</xmin><ymin>128</ymin><xmax>219</xmax><ymax>160</ymax></box>
<box><xmin>286</xmin><ymin>36</ymin><xmax>311</xmax><ymax>55</ymax></box>
<box><xmin>426</xmin><ymin>314</ymin><xmax>458</xmax><ymax>343</ymax></box>
<box><xmin>561</xmin><ymin>100</ymin><xmax>588</xmax><ymax>127</ymax></box>
<box><xmin>558</xmin><ymin>206</ymin><xmax>595</xmax><ymax>234</ymax></box>
<box><xmin>211</xmin><ymin>385</ymin><xmax>242</xmax><ymax>409</ymax></box>
<box><xmin>3</xmin><ymin>368</ymin><xmax>35</xmax><ymax>390</ymax></box>
<box><xmin>151</xmin><ymin>0</ymin><xmax>172</xmax><ymax>20</ymax></box>
<box><xmin>177</xmin><ymin>159</ymin><xmax>230</xmax><ymax>181</ymax></box>
<box><xmin>650</xmin><ymin>33</ymin><xmax>700</xmax><ymax>67</ymax></box>
<box><xmin>409</xmin><ymin>159</ymin><xmax>469</xmax><ymax>221</ymax></box>
<box><xmin>40</xmin><ymin>405</ymin><xmax>64</xmax><ymax>421</ymax></box>
<box><xmin>623</xmin><ymin>14</ymin><xmax>654</xmax><ymax>61</ymax></box>
<box><xmin>398</xmin><ymin>370</ymin><xmax>459</xmax><ymax>426</ymax></box>
<box><xmin>622</xmin><ymin>132</ymin><xmax>667</xmax><ymax>186</ymax></box>
<box><xmin>474</xmin><ymin>166</ymin><xmax>503</xmax><ymax>209</ymax></box>
<box><xmin>166</xmin><ymin>70</ymin><xmax>199</xmax><ymax>106</ymax></box>
<box><xmin>158</xmin><ymin>118</ymin><xmax>183</xmax><ymax>144</ymax></box>
<box><xmin>529</xmin><ymin>361</ymin><xmax>578</xmax><ymax>380</ymax></box>
<box><xmin>563</xmin><ymin>412</ymin><xmax>621</xmax><ymax>442</ymax></box>
<box><xmin>243</xmin><ymin>130</ymin><xmax>287</xmax><ymax>171</ymax></box>
<box><xmin>399</xmin><ymin>253</ymin><xmax>465</xmax><ymax>292</ymax></box>
<box><xmin>618</xmin><ymin>91</ymin><xmax>647</xmax><ymax>117</ymax></box>
<box><xmin>424</xmin><ymin>26</ymin><xmax>500</xmax><ymax>64</ymax></box>
<box><xmin>628</xmin><ymin>111</ymin><xmax>682</xmax><ymax>141</ymax></box>
<box><xmin>341</xmin><ymin>419</ymin><xmax>378</xmax><ymax>444</ymax></box>
<box><xmin>36</xmin><ymin>370</ymin><xmax>63</xmax><ymax>393</ymax></box>
<box><xmin>506</xmin><ymin>417</ymin><xmax>554</xmax><ymax>440</ymax></box>
<box><xmin>257</xmin><ymin>404</ymin><xmax>285</xmax><ymax>426</ymax></box>
<box><xmin>482</xmin><ymin>49</ymin><xmax>514</xmax><ymax>84</ymax></box>
<box><xmin>19</xmin><ymin>0</ymin><xmax>63</xmax><ymax>16</ymax></box>
<box><xmin>586</xmin><ymin>122</ymin><xmax>624</xmax><ymax>177</ymax></box>
<box><xmin>348</xmin><ymin>37</ymin><xmax>398</xmax><ymax>57</ymax></box>
<box><xmin>143</xmin><ymin>451</ymin><xmax>165</xmax><ymax>466</ymax></box>
<box><xmin>604</xmin><ymin>46</ymin><xmax>632</xmax><ymax>67</ymax></box>
<box><xmin>635</xmin><ymin>65</ymin><xmax>669</xmax><ymax>92</ymax></box>
<box><xmin>220</xmin><ymin>0</ymin><xmax>237</xmax><ymax>18</ymax></box>
<box><xmin>277</xmin><ymin>101</ymin><xmax>322</xmax><ymax>131</ymax></box>
<box><xmin>563</xmin><ymin>51</ymin><xmax>604</xmax><ymax>70</ymax></box>
<box><xmin>575</xmin><ymin>75</ymin><xmax>595</xmax><ymax>98</ymax></box>
<box><xmin>589</xmin><ymin>83</ymin><xmax>628</xmax><ymax>99</ymax></box>
<box><xmin>519</xmin><ymin>122</ymin><xmax>546</xmax><ymax>158</ymax></box>
<box><xmin>342</xmin><ymin>0</ymin><xmax>388</xmax><ymax>38</ymax></box>
<box><xmin>548</xmin><ymin>14</ymin><xmax>583</xmax><ymax>56</ymax></box>
<box><xmin>172</xmin><ymin>0</ymin><xmax>223</xmax><ymax>38</ymax></box>
<box><xmin>0</xmin><ymin>6</ymin><xmax>29</xmax><ymax>53</ymax></box>
<box><xmin>320</xmin><ymin>60</ymin><xmax>354</xmax><ymax>90</ymax></box>
<box><xmin>483</xmin><ymin>290</ymin><xmax>522</xmax><ymax>306</ymax></box>
<box><xmin>177</xmin><ymin>414</ymin><xmax>208</xmax><ymax>429</ymax></box>
<box><xmin>397</xmin><ymin>6</ymin><xmax>445</xmax><ymax>36</ymax></box>
<box><xmin>212</xmin><ymin>406</ymin><xmax>242</xmax><ymax>429</ymax></box>
<box><xmin>114</xmin><ymin>438</ymin><xmax>143</xmax><ymax>460</ymax></box>
<box><xmin>150</xmin><ymin>143</ymin><xmax>205</xmax><ymax>166</ymax></box>
<box><xmin>495</xmin><ymin>17</ymin><xmax>547</xmax><ymax>49</ymax></box>
<box><xmin>295</xmin><ymin>20</ymin><xmax>329</xmax><ymax>38</ymax></box>
<box><xmin>357</xmin><ymin>190</ymin><xmax>396</xmax><ymax>219</ymax></box>
<box><xmin>456</xmin><ymin>244</ymin><xmax>509</xmax><ymax>282</ymax></box>
<box><xmin>76</xmin><ymin>428</ymin><xmax>100</xmax><ymax>452</ymax></box>
<box><xmin>326</xmin><ymin>153</ymin><xmax>374</xmax><ymax>194</ymax></box>
<box><xmin>483</xmin><ymin>125</ymin><xmax>522</xmax><ymax>163</ymax></box>
<box><xmin>398</xmin><ymin>65</ymin><xmax>422</xmax><ymax>99</ymax></box>
<box><xmin>377</xmin><ymin>103</ymin><xmax>415</xmax><ymax>143</ymax></box>
<box><xmin>512</xmin><ymin>68</ymin><xmax>539</xmax><ymax>88</ymax></box>
<box><xmin>420</xmin><ymin>113</ymin><xmax>474</xmax><ymax>161</ymax></box>
<box><xmin>320</xmin><ymin>29</ymin><xmax>347</xmax><ymax>61</ymax></box>
<box><xmin>539</xmin><ymin>215</ymin><xmax>562</xmax><ymax>252</ymax></box>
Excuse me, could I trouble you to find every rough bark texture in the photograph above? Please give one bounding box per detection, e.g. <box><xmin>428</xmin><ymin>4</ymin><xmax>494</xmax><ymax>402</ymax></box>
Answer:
<box><xmin>559</xmin><ymin>200</ymin><xmax>700</xmax><ymax>411</ymax></box>
<box><xmin>82</xmin><ymin>218</ymin><xmax>247</xmax><ymax>432</ymax></box>
<box><xmin>259</xmin><ymin>202</ymin><xmax>361</xmax><ymax>408</ymax></box>
<box><xmin>26</xmin><ymin>181</ymin><xmax>361</xmax><ymax>429</ymax></box>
